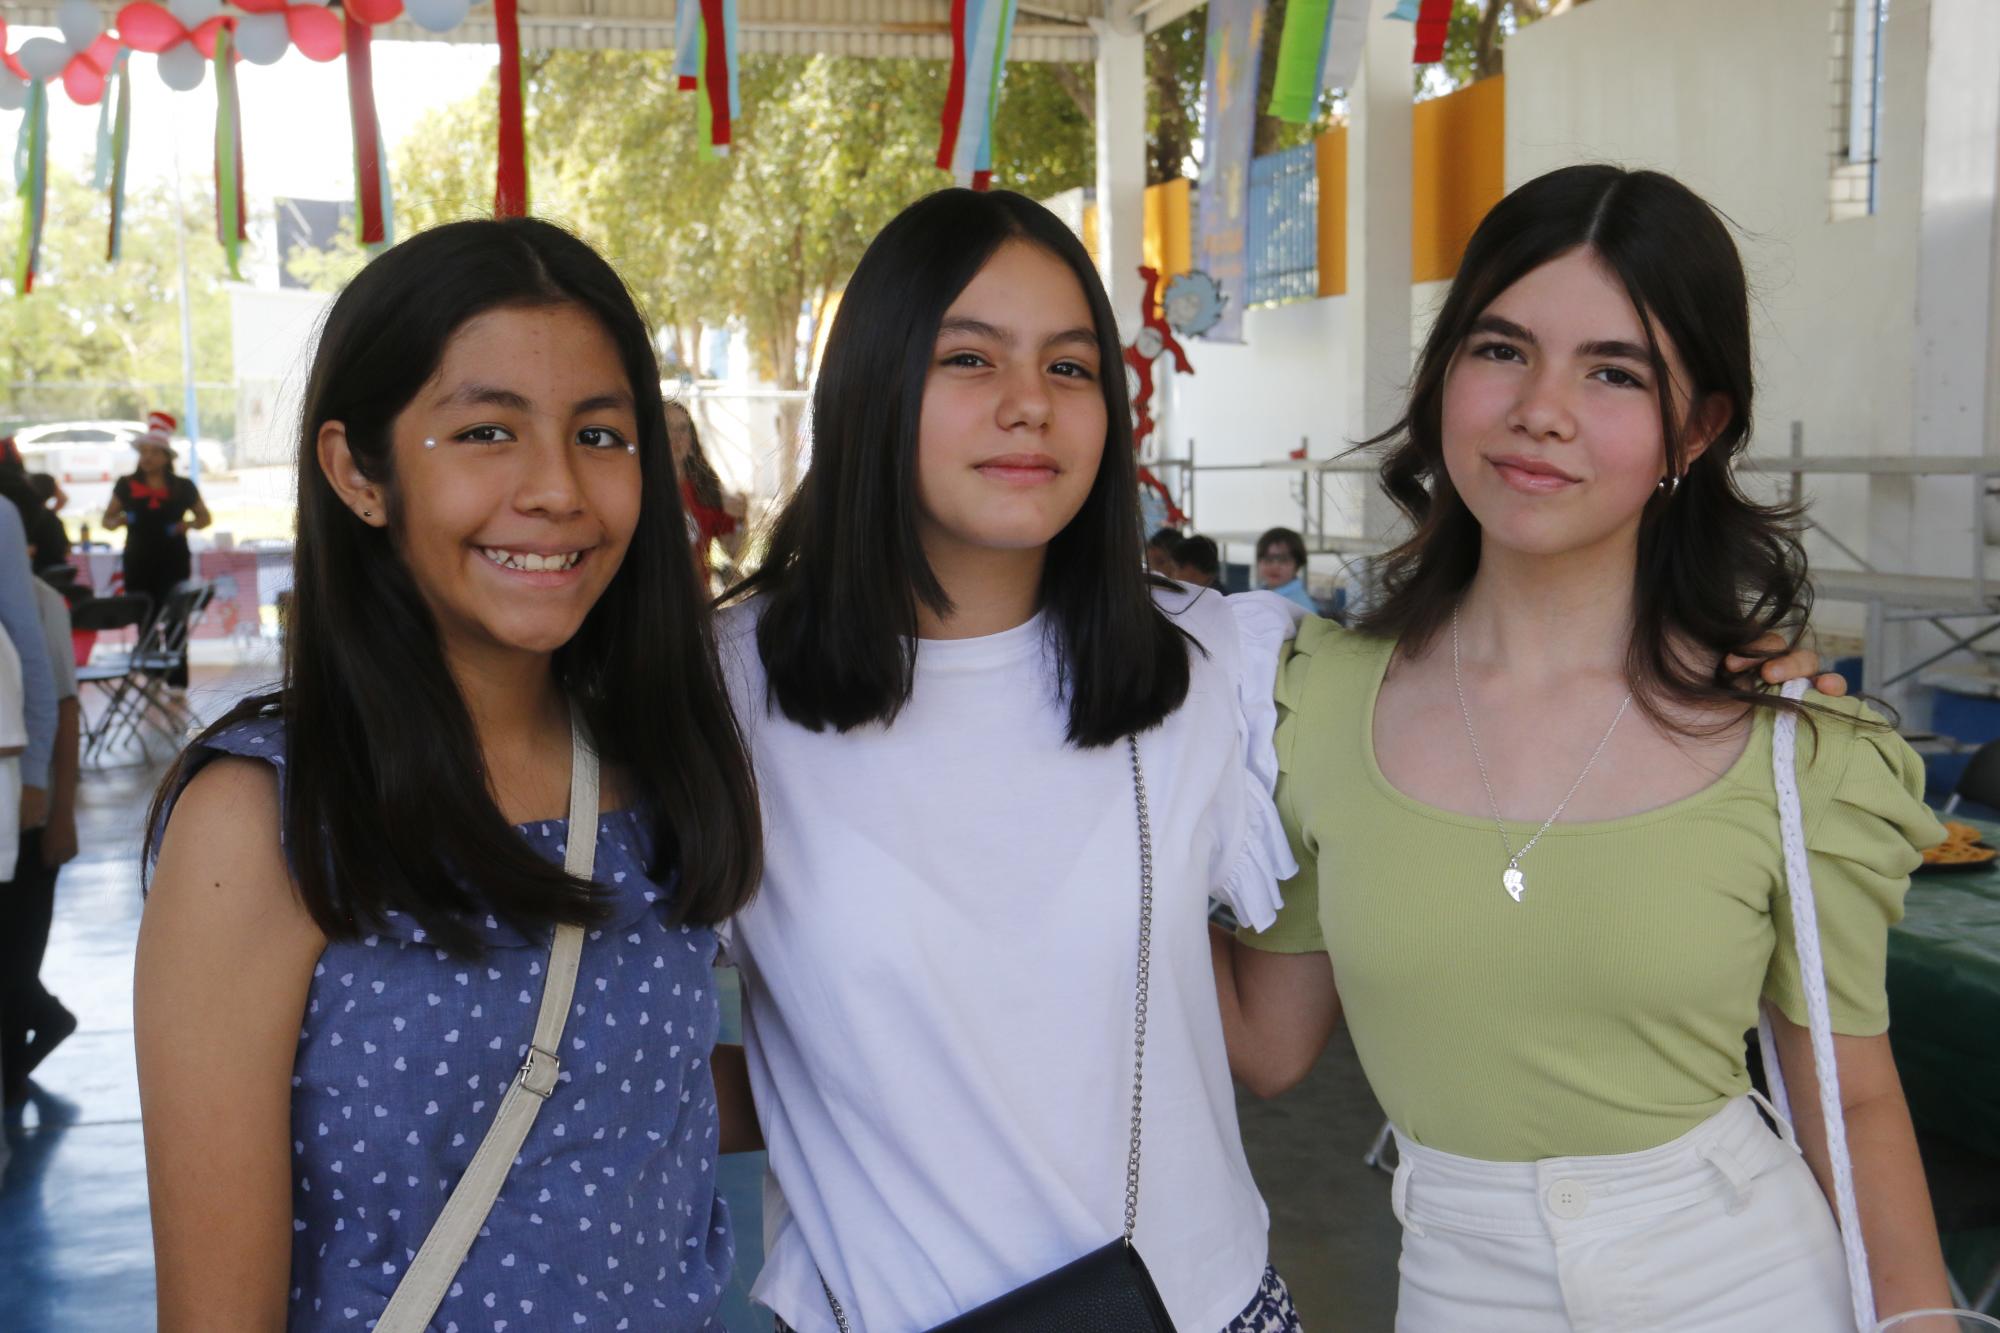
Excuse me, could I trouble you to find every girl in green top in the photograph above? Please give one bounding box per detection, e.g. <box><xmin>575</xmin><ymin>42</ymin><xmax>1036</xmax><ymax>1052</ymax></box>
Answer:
<box><xmin>1216</xmin><ymin>165</ymin><xmax>1955</xmax><ymax>1330</ymax></box>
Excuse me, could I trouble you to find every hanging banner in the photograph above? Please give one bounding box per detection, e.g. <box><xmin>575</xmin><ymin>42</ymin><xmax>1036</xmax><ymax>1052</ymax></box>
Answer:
<box><xmin>104</xmin><ymin>52</ymin><xmax>132</xmax><ymax>260</ymax></box>
<box><xmin>1413</xmin><ymin>0</ymin><xmax>1450</xmax><ymax>63</ymax></box>
<box><xmin>1195</xmin><ymin>0</ymin><xmax>1265</xmax><ymax>341</ymax></box>
<box><xmin>213</xmin><ymin>26</ymin><xmax>246</xmax><ymax>279</ymax></box>
<box><xmin>494</xmin><ymin>0</ymin><xmax>527</xmax><ymax>214</ymax></box>
<box><xmin>345</xmin><ymin>13</ymin><xmax>387</xmax><ymax>243</ymax></box>
<box><xmin>1267</xmin><ymin>0</ymin><xmax>1364</xmax><ymax>122</ymax></box>
<box><xmin>13</xmin><ymin>78</ymin><xmax>49</xmax><ymax>296</ymax></box>
<box><xmin>938</xmin><ymin>0</ymin><xmax>1017</xmax><ymax>188</ymax></box>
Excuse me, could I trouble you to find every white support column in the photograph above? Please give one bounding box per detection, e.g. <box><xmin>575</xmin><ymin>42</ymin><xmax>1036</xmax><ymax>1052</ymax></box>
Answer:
<box><xmin>1094</xmin><ymin>7</ymin><xmax>1148</xmax><ymax>339</ymax></box>
<box><xmin>1345</xmin><ymin>3</ymin><xmax>1414</xmax><ymax>545</ymax></box>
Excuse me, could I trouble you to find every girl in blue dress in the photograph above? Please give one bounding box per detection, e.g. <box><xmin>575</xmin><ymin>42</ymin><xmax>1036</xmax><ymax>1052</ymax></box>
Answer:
<box><xmin>134</xmin><ymin>219</ymin><xmax>763</xmax><ymax>1331</ymax></box>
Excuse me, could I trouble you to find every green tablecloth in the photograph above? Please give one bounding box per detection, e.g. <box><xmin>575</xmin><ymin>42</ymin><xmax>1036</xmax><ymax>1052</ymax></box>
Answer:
<box><xmin>1887</xmin><ymin>816</ymin><xmax>2000</xmax><ymax>1160</ymax></box>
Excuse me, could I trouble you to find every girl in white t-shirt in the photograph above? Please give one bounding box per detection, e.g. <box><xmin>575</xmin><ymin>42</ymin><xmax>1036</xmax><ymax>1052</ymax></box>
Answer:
<box><xmin>717</xmin><ymin>190</ymin><xmax>1303</xmax><ymax>1333</ymax></box>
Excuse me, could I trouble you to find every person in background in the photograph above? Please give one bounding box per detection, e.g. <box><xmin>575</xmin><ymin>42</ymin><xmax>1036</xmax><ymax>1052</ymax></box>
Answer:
<box><xmin>103</xmin><ymin>412</ymin><xmax>211</xmax><ymax>690</ymax></box>
<box><xmin>0</xmin><ymin>541</ymin><xmax>80</xmax><ymax>1108</ymax></box>
<box><xmin>667</xmin><ymin>400</ymin><xmax>747</xmax><ymax>585</ymax></box>
<box><xmin>0</xmin><ymin>499</ymin><xmax>58</xmax><ymax>1107</ymax></box>
<box><xmin>1254</xmin><ymin>527</ymin><xmax>1318</xmax><ymax>612</ymax></box>
<box><xmin>1146</xmin><ymin>525</ymin><xmax>1183</xmax><ymax>575</ymax></box>
<box><xmin>0</xmin><ymin>466</ymin><xmax>69</xmax><ymax>574</ymax></box>
<box><xmin>25</xmin><ymin>473</ymin><xmax>70</xmax><ymax>571</ymax></box>
<box><xmin>1173</xmin><ymin>533</ymin><xmax>1221</xmax><ymax>589</ymax></box>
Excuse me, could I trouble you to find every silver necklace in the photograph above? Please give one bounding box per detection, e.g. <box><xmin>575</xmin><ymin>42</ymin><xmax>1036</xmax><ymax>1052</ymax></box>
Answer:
<box><xmin>1450</xmin><ymin>606</ymin><xmax>1632</xmax><ymax>903</ymax></box>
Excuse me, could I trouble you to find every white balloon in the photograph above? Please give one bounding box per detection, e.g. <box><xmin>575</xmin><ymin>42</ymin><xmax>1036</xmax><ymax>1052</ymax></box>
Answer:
<box><xmin>57</xmin><ymin>0</ymin><xmax>103</xmax><ymax>50</ymax></box>
<box><xmin>157</xmin><ymin>41</ymin><xmax>207</xmax><ymax>92</ymax></box>
<box><xmin>403</xmin><ymin>0</ymin><xmax>472</xmax><ymax>32</ymax></box>
<box><xmin>234</xmin><ymin>12</ymin><xmax>291</xmax><ymax>64</ymax></box>
<box><xmin>0</xmin><ymin>74</ymin><xmax>26</xmax><ymax>112</ymax></box>
<box><xmin>17</xmin><ymin>36</ymin><xmax>71</xmax><ymax>80</ymax></box>
<box><xmin>166</xmin><ymin>0</ymin><xmax>223</xmax><ymax>28</ymax></box>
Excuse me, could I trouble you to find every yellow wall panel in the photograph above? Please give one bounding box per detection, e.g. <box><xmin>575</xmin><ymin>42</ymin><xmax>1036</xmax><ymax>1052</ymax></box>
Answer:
<box><xmin>1412</xmin><ymin>74</ymin><xmax>1506</xmax><ymax>283</ymax></box>
<box><xmin>1316</xmin><ymin>125</ymin><xmax>1348</xmax><ymax>296</ymax></box>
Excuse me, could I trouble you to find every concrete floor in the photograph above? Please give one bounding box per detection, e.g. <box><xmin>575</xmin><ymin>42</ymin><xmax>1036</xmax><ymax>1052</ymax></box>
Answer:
<box><xmin>0</xmin><ymin>661</ymin><xmax>1404</xmax><ymax>1331</ymax></box>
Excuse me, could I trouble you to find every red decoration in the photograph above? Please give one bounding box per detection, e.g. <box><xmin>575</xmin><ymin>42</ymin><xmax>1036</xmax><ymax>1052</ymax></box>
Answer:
<box><xmin>59</xmin><ymin>33</ymin><xmax>120</xmax><ymax>105</ymax></box>
<box><xmin>1413</xmin><ymin>0</ymin><xmax>1450</xmax><ymax>63</ymax></box>
<box><xmin>288</xmin><ymin>6</ymin><xmax>344</xmax><ymax>61</ymax></box>
<box><xmin>936</xmin><ymin>0</ymin><xmax>970</xmax><ymax>172</ymax></box>
<box><xmin>494</xmin><ymin>0</ymin><xmax>527</xmax><ymax>216</ymax></box>
<box><xmin>698</xmin><ymin>0</ymin><xmax>732</xmax><ymax>148</ymax></box>
<box><xmin>1125</xmin><ymin>267</ymin><xmax>1193</xmax><ymax>528</ymax></box>
<box><xmin>345</xmin><ymin>0</ymin><xmax>405</xmax><ymax>25</ymax></box>
<box><xmin>345</xmin><ymin>14</ymin><xmax>386</xmax><ymax>244</ymax></box>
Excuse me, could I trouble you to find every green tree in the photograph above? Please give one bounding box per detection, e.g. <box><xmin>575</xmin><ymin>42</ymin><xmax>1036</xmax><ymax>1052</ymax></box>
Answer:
<box><xmin>0</xmin><ymin>158</ymin><xmax>233</xmax><ymax>429</ymax></box>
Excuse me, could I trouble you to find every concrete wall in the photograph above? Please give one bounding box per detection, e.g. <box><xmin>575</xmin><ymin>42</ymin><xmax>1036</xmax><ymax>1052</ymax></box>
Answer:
<box><xmin>1505</xmin><ymin>0</ymin><xmax>1933</xmax><ymax>633</ymax></box>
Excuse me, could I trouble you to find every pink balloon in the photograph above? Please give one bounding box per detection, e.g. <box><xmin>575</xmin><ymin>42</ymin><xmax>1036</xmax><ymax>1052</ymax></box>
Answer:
<box><xmin>287</xmin><ymin>5</ymin><xmax>344</xmax><ymax>60</ymax></box>
<box><xmin>231</xmin><ymin>0</ymin><xmax>288</xmax><ymax>11</ymax></box>
<box><xmin>62</xmin><ymin>53</ymin><xmax>107</xmax><ymax>104</ymax></box>
<box><xmin>115</xmin><ymin>3</ymin><xmax>189</xmax><ymax>54</ymax></box>
<box><xmin>85</xmin><ymin>33</ymin><xmax>120</xmax><ymax>71</ymax></box>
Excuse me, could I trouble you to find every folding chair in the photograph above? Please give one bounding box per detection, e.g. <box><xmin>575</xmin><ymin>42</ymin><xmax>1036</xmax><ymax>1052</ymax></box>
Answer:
<box><xmin>73</xmin><ymin>593</ymin><xmax>153</xmax><ymax>763</ymax></box>
<box><xmin>82</xmin><ymin>580</ymin><xmax>214</xmax><ymax>762</ymax></box>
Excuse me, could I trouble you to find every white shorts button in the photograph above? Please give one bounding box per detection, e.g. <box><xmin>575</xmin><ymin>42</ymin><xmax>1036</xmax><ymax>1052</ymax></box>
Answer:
<box><xmin>1544</xmin><ymin>1177</ymin><xmax>1589</xmax><ymax>1219</ymax></box>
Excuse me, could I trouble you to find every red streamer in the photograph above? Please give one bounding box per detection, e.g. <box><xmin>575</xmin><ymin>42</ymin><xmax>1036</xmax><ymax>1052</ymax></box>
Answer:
<box><xmin>936</xmin><ymin>0</ymin><xmax>970</xmax><ymax>171</ymax></box>
<box><xmin>1413</xmin><ymin>0</ymin><xmax>1450</xmax><ymax>63</ymax></box>
<box><xmin>494</xmin><ymin>0</ymin><xmax>527</xmax><ymax>216</ymax></box>
<box><xmin>345</xmin><ymin>15</ymin><xmax>385</xmax><ymax>244</ymax></box>
<box><xmin>698</xmin><ymin>0</ymin><xmax>732</xmax><ymax>148</ymax></box>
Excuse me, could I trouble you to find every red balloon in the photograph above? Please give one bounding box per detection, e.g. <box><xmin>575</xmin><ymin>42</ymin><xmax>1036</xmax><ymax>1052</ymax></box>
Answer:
<box><xmin>62</xmin><ymin>54</ymin><xmax>107</xmax><ymax>105</ymax></box>
<box><xmin>345</xmin><ymin>0</ymin><xmax>405</xmax><ymax>24</ymax></box>
<box><xmin>84</xmin><ymin>33</ymin><xmax>120</xmax><ymax>73</ymax></box>
<box><xmin>231</xmin><ymin>0</ymin><xmax>289</xmax><ymax>11</ymax></box>
<box><xmin>287</xmin><ymin>5</ymin><xmax>345</xmax><ymax>61</ymax></box>
<box><xmin>114</xmin><ymin>3</ymin><xmax>189</xmax><ymax>54</ymax></box>
<box><xmin>190</xmin><ymin>13</ymin><xmax>228</xmax><ymax>59</ymax></box>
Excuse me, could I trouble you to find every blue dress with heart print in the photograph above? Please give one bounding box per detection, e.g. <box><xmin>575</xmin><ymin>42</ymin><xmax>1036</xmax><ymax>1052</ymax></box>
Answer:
<box><xmin>168</xmin><ymin>717</ymin><xmax>732</xmax><ymax>1331</ymax></box>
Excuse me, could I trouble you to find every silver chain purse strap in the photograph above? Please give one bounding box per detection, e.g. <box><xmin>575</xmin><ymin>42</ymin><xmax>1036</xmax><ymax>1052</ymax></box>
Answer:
<box><xmin>820</xmin><ymin>735</ymin><xmax>1156</xmax><ymax>1333</ymax></box>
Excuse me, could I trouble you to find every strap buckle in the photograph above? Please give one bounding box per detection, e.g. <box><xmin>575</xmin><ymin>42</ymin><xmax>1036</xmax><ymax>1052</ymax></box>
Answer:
<box><xmin>516</xmin><ymin>1044</ymin><xmax>561</xmax><ymax>1099</ymax></box>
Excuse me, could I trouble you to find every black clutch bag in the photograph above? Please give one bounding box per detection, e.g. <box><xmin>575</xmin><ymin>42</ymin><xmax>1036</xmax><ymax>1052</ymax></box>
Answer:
<box><xmin>926</xmin><ymin>1239</ymin><xmax>1174</xmax><ymax>1333</ymax></box>
<box><xmin>820</xmin><ymin>738</ymin><xmax>1178</xmax><ymax>1333</ymax></box>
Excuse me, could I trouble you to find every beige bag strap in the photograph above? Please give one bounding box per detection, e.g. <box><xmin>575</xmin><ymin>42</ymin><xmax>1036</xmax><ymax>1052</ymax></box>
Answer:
<box><xmin>376</xmin><ymin>710</ymin><xmax>600</xmax><ymax>1333</ymax></box>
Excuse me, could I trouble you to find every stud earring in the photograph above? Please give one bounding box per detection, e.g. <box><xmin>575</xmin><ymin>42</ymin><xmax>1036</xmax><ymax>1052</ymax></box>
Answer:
<box><xmin>1656</xmin><ymin>473</ymin><xmax>1681</xmax><ymax>499</ymax></box>
<box><xmin>362</xmin><ymin>509</ymin><xmax>373</xmax><ymax>519</ymax></box>
<box><xmin>626</xmin><ymin>443</ymin><xmax>638</xmax><ymax>455</ymax></box>
<box><xmin>422</xmin><ymin>438</ymin><xmax>438</xmax><ymax>450</ymax></box>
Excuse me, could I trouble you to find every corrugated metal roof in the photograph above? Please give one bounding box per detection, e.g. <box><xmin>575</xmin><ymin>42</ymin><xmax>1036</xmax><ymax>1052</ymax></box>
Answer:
<box><xmin>11</xmin><ymin>2</ymin><xmax>1100</xmax><ymax>62</ymax></box>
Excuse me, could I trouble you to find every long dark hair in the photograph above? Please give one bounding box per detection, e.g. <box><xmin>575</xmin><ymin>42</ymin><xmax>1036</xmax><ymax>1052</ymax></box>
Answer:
<box><xmin>731</xmin><ymin>188</ymin><xmax>1191</xmax><ymax>748</ymax></box>
<box><xmin>1357</xmin><ymin>164</ymin><xmax>1817</xmax><ymax>733</ymax></box>
<box><xmin>150</xmin><ymin>218</ymin><xmax>762</xmax><ymax>955</ymax></box>
<box><xmin>668</xmin><ymin>402</ymin><xmax>725</xmax><ymax>510</ymax></box>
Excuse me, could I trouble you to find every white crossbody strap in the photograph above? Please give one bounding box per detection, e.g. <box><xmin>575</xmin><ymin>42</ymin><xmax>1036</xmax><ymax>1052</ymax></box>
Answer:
<box><xmin>376</xmin><ymin>713</ymin><xmax>601</xmax><ymax>1333</ymax></box>
<box><xmin>1765</xmin><ymin>678</ymin><xmax>1875</xmax><ymax>1332</ymax></box>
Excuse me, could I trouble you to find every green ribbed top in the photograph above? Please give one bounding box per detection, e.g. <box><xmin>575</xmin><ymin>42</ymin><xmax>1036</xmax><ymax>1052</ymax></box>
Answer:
<box><xmin>1243</xmin><ymin>619</ymin><xmax>1944</xmax><ymax>1161</ymax></box>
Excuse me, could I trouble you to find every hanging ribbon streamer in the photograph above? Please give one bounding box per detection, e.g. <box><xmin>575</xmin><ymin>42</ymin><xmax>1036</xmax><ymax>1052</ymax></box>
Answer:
<box><xmin>674</xmin><ymin>0</ymin><xmax>701</xmax><ymax>90</ymax></box>
<box><xmin>102</xmin><ymin>51</ymin><xmax>131</xmax><ymax>261</ymax></box>
<box><xmin>1268</xmin><ymin>0</ymin><xmax>1364</xmax><ymax>121</ymax></box>
<box><xmin>213</xmin><ymin>27</ymin><xmax>246</xmax><ymax>279</ymax></box>
<box><xmin>682</xmin><ymin>0</ymin><xmax>738</xmax><ymax>155</ymax></box>
<box><xmin>938</xmin><ymin>0</ymin><xmax>1016</xmax><ymax>189</ymax></box>
<box><xmin>345</xmin><ymin>13</ymin><xmax>387</xmax><ymax>243</ymax></box>
<box><xmin>13</xmin><ymin>79</ymin><xmax>48</xmax><ymax>296</ymax></box>
<box><xmin>494</xmin><ymin>0</ymin><xmax>527</xmax><ymax>215</ymax></box>
<box><xmin>1412</xmin><ymin>0</ymin><xmax>1450</xmax><ymax>63</ymax></box>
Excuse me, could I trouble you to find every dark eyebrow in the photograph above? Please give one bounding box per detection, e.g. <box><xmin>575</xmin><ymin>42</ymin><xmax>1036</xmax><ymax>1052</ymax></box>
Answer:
<box><xmin>1577</xmin><ymin>339</ymin><xmax>1653</xmax><ymax>363</ymax></box>
<box><xmin>938</xmin><ymin>319</ymin><xmax>1100</xmax><ymax>352</ymax></box>
<box><xmin>434</xmin><ymin>383</ymin><xmax>532</xmax><ymax>412</ymax></box>
<box><xmin>574</xmin><ymin>390</ymin><xmax>634</xmax><ymax>414</ymax></box>
<box><xmin>1471</xmin><ymin>316</ymin><xmax>1653</xmax><ymax>365</ymax></box>
<box><xmin>1469</xmin><ymin>314</ymin><xmax>1535</xmax><ymax>344</ymax></box>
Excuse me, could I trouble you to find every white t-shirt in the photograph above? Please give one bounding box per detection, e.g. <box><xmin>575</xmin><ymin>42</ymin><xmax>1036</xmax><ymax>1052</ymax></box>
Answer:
<box><xmin>34</xmin><ymin>581</ymin><xmax>77</xmax><ymax>702</ymax></box>
<box><xmin>717</xmin><ymin>586</ymin><xmax>1302</xmax><ymax>1333</ymax></box>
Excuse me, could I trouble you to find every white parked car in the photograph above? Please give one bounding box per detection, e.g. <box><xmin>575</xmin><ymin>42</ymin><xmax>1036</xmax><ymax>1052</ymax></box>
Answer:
<box><xmin>13</xmin><ymin>420</ymin><xmax>232</xmax><ymax>484</ymax></box>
